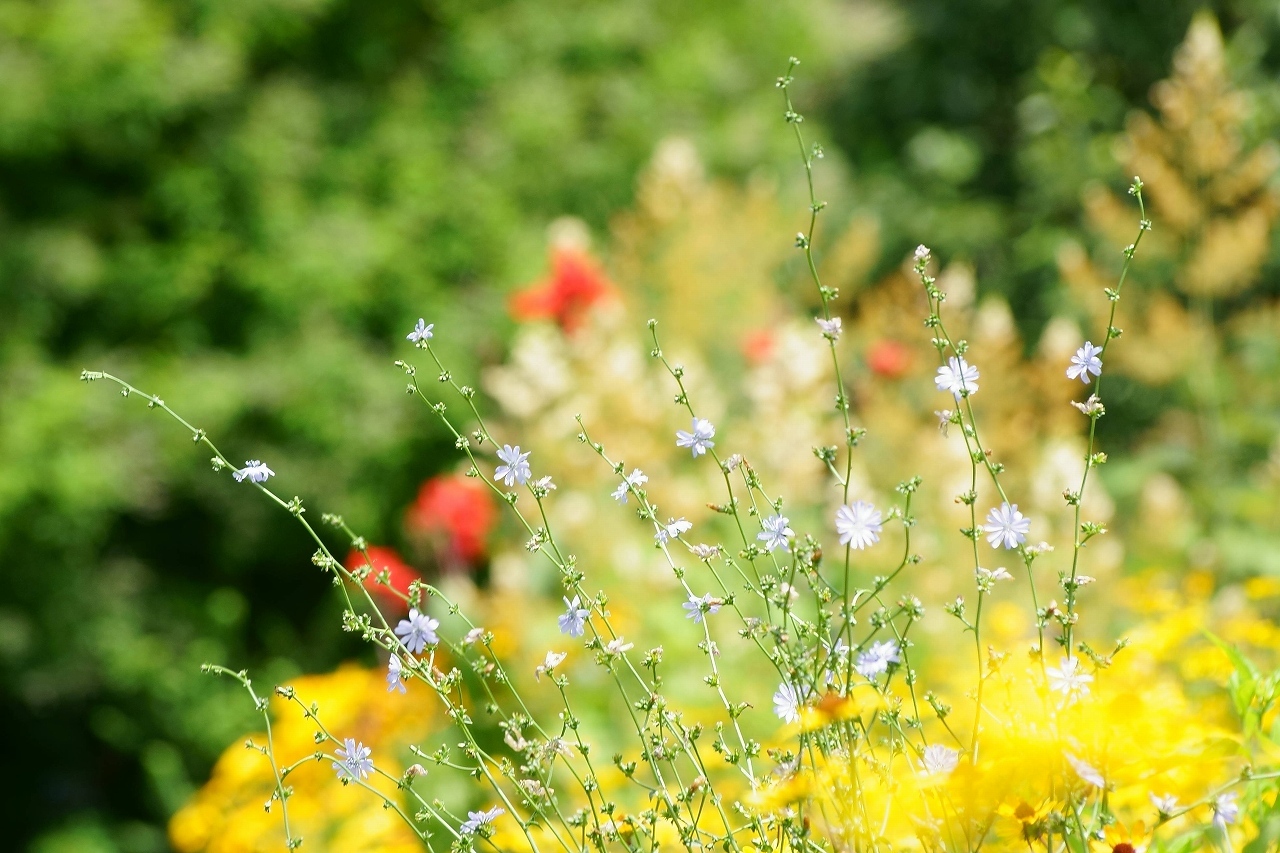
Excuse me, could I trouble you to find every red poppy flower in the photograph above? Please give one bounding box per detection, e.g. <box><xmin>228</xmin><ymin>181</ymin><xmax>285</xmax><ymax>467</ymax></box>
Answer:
<box><xmin>346</xmin><ymin>545</ymin><xmax>420</xmax><ymax>605</ymax></box>
<box><xmin>867</xmin><ymin>339</ymin><xmax>912</xmax><ymax>379</ymax></box>
<box><xmin>406</xmin><ymin>474</ymin><xmax>497</xmax><ymax>565</ymax></box>
<box><xmin>509</xmin><ymin>247</ymin><xmax>613</xmax><ymax>332</ymax></box>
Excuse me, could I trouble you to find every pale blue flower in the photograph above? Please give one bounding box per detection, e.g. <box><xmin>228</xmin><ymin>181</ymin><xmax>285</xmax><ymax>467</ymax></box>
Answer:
<box><xmin>773</xmin><ymin>682</ymin><xmax>801</xmax><ymax>723</ymax></box>
<box><xmin>386</xmin><ymin>654</ymin><xmax>406</xmax><ymax>694</ymax></box>
<box><xmin>461</xmin><ymin>806</ymin><xmax>505</xmax><ymax>835</ymax></box>
<box><xmin>495</xmin><ymin>444</ymin><xmax>532</xmax><ymax>487</ymax></box>
<box><xmin>558</xmin><ymin>596</ymin><xmax>589</xmax><ymax>638</ymax></box>
<box><xmin>682</xmin><ymin>593</ymin><xmax>721</xmax><ymax>624</ymax></box>
<box><xmin>394</xmin><ymin>608</ymin><xmax>439</xmax><ymax>654</ymax></box>
<box><xmin>855</xmin><ymin>640</ymin><xmax>900</xmax><ymax>678</ymax></box>
<box><xmin>1213</xmin><ymin>793</ymin><xmax>1238</xmax><ymax>831</ymax></box>
<box><xmin>333</xmin><ymin>737</ymin><xmax>374</xmax><ymax>781</ymax></box>
<box><xmin>757</xmin><ymin>513</ymin><xmax>794</xmax><ymax>552</ymax></box>
<box><xmin>1067</xmin><ymin>341</ymin><xmax>1103</xmax><ymax>384</ymax></box>
<box><xmin>675</xmin><ymin>417</ymin><xmax>716</xmax><ymax>457</ymax></box>
<box><xmin>611</xmin><ymin>469</ymin><xmax>648</xmax><ymax>504</ymax></box>
<box><xmin>983</xmin><ymin>502</ymin><xmax>1030</xmax><ymax>549</ymax></box>
<box><xmin>233</xmin><ymin>460</ymin><xmax>275</xmax><ymax>484</ymax></box>
<box><xmin>407</xmin><ymin>319</ymin><xmax>434</xmax><ymax>345</ymax></box>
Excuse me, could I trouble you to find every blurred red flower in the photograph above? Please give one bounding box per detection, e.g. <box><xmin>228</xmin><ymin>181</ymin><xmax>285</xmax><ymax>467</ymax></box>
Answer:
<box><xmin>346</xmin><ymin>545</ymin><xmax>420</xmax><ymax>606</ymax></box>
<box><xmin>509</xmin><ymin>247</ymin><xmax>613</xmax><ymax>332</ymax></box>
<box><xmin>868</xmin><ymin>339</ymin><xmax>912</xmax><ymax>379</ymax></box>
<box><xmin>406</xmin><ymin>474</ymin><xmax>497</xmax><ymax>566</ymax></box>
<box><xmin>742</xmin><ymin>328</ymin><xmax>776</xmax><ymax>365</ymax></box>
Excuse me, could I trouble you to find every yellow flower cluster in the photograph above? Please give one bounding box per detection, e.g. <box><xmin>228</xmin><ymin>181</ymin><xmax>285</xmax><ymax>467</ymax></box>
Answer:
<box><xmin>169</xmin><ymin>665</ymin><xmax>437</xmax><ymax>853</ymax></box>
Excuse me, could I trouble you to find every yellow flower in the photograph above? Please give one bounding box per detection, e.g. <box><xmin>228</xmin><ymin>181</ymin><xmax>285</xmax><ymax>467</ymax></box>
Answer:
<box><xmin>1101</xmin><ymin>819</ymin><xmax>1151</xmax><ymax>853</ymax></box>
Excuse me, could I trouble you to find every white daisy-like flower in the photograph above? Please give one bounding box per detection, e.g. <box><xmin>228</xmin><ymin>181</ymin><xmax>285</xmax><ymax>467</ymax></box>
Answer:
<box><xmin>1213</xmin><ymin>792</ymin><xmax>1239</xmax><ymax>830</ymax></box>
<box><xmin>1065</xmin><ymin>752</ymin><xmax>1105</xmax><ymax>788</ymax></box>
<box><xmin>682</xmin><ymin>593</ymin><xmax>721</xmax><ymax>624</ymax></box>
<box><xmin>983</xmin><ymin>502</ymin><xmax>1030</xmax><ymax>549</ymax></box>
<box><xmin>655</xmin><ymin>517</ymin><xmax>692</xmax><ymax>545</ymax></box>
<box><xmin>533</xmin><ymin>475</ymin><xmax>556</xmax><ymax>491</ymax></box>
<box><xmin>757</xmin><ymin>514</ymin><xmax>795</xmax><ymax>552</ymax></box>
<box><xmin>689</xmin><ymin>543</ymin><xmax>721</xmax><ymax>560</ymax></box>
<box><xmin>611</xmin><ymin>468</ymin><xmax>648</xmax><ymax>504</ymax></box>
<box><xmin>914</xmin><ymin>244</ymin><xmax>931</xmax><ymax>261</ymax></box>
<box><xmin>333</xmin><ymin>738</ymin><xmax>374</xmax><ymax>781</ymax></box>
<box><xmin>921</xmin><ymin>744</ymin><xmax>960</xmax><ymax>776</ymax></box>
<box><xmin>1067</xmin><ymin>341</ymin><xmax>1103</xmax><ymax>384</ymax></box>
<box><xmin>835</xmin><ymin>501</ymin><xmax>882</xmax><ymax>550</ymax></box>
<box><xmin>558</xmin><ymin>596</ymin><xmax>590</xmax><ymax>638</ymax></box>
<box><xmin>407</xmin><ymin>318</ymin><xmax>434</xmax><ymax>345</ymax></box>
<box><xmin>386</xmin><ymin>654</ymin><xmax>406</xmax><ymax>694</ymax></box>
<box><xmin>394</xmin><ymin>608</ymin><xmax>439</xmax><ymax>654</ymax></box>
<box><xmin>462</xmin><ymin>627</ymin><xmax>485</xmax><ymax>646</ymax></box>
<box><xmin>1045</xmin><ymin>655</ymin><xmax>1093</xmax><ymax>702</ymax></box>
<box><xmin>773</xmin><ymin>683</ymin><xmax>802</xmax><ymax>724</ymax></box>
<box><xmin>460</xmin><ymin>806</ymin><xmax>505</xmax><ymax>835</ymax></box>
<box><xmin>816</xmin><ymin>316</ymin><xmax>843</xmax><ymax>341</ymax></box>
<box><xmin>233</xmin><ymin>460</ymin><xmax>275</xmax><ymax>484</ymax></box>
<box><xmin>494</xmin><ymin>444</ymin><xmax>532</xmax><ymax>487</ymax></box>
<box><xmin>976</xmin><ymin>566</ymin><xmax>1013</xmax><ymax>583</ymax></box>
<box><xmin>855</xmin><ymin>640</ymin><xmax>900</xmax><ymax>678</ymax></box>
<box><xmin>935</xmin><ymin>356</ymin><xmax>979</xmax><ymax>398</ymax></box>
<box><xmin>675</xmin><ymin>417</ymin><xmax>716</xmax><ymax>457</ymax></box>
<box><xmin>1150</xmin><ymin>792</ymin><xmax>1180</xmax><ymax>815</ymax></box>
<box><xmin>934</xmin><ymin>409</ymin><xmax>953</xmax><ymax>436</ymax></box>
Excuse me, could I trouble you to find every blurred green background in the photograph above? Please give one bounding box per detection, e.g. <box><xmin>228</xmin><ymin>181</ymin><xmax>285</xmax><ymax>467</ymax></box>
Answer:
<box><xmin>3</xmin><ymin>0</ymin><xmax>1280</xmax><ymax>850</ymax></box>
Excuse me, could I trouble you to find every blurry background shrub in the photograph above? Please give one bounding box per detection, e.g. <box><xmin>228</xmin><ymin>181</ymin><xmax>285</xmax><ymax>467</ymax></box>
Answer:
<box><xmin>5</xmin><ymin>0</ymin><xmax>1280</xmax><ymax>850</ymax></box>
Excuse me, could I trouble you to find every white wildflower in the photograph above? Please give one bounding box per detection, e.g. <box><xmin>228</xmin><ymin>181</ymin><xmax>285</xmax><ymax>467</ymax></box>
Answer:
<box><xmin>983</xmin><ymin>502</ymin><xmax>1030</xmax><ymax>549</ymax></box>
<box><xmin>773</xmin><ymin>683</ymin><xmax>801</xmax><ymax>724</ymax></box>
<box><xmin>611</xmin><ymin>469</ymin><xmax>648</xmax><ymax>504</ymax></box>
<box><xmin>1065</xmin><ymin>752</ymin><xmax>1105</xmax><ymax>788</ymax></box>
<box><xmin>921</xmin><ymin>744</ymin><xmax>960</xmax><ymax>776</ymax></box>
<box><xmin>675</xmin><ymin>417</ymin><xmax>716</xmax><ymax>457</ymax></box>
<box><xmin>1150</xmin><ymin>792</ymin><xmax>1179</xmax><ymax>816</ymax></box>
<box><xmin>816</xmin><ymin>316</ymin><xmax>842</xmax><ymax>340</ymax></box>
<box><xmin>605</xmin><ymin>637</ymin><xmax>633</xmax><ymax>654</ymax></box>
<box><xmin>233</xmin><ymin>460</ymin><xmax>275</xmax><ymax>484</ymax></box>
<box><xmin>655</xmin><ymin>517</ymin><xmax>692</xmax><ymax>545</ymax></box>
<box><xmin>1045</xmin><ymin>655</ymin><xmax>1093</xmax><ymax>702</ymax></box>
<box><xmin>535</xmin><ymin>651</ymin><xmax>567</xmax><ymax>681</ymax></box>
<box><xmin>836</xmin><ymin>501</ymin><xmax>882</xmax><ymax>550</ymax></box>
<box><xmin>935</xmin><ymin>356</ymin><xmax>979</xmax><ymax>398</ymax></box>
